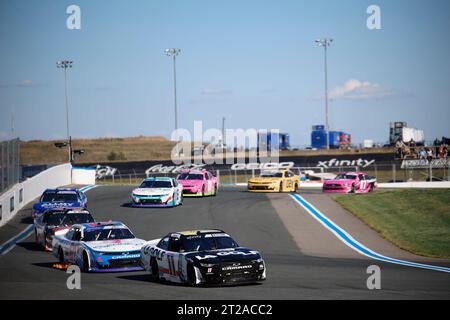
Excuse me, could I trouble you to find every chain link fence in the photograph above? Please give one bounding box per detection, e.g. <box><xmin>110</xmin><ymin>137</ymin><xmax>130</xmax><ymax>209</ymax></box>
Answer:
<box><xmin>0</xmin><ymin>139</ymin><xmax>20</xmax><ymax>194</ymax></box>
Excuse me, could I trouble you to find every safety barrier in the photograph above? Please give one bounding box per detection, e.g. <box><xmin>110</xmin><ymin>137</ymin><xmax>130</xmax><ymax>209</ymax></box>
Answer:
<box><xmin>72</xmin><ymin>167</ymin><xmax>96</xmax><ymax>185</ymax></box>
<box><xmin>0</xmin><ymin>163</ymin><xmax>72</xmax><ymax>227</ymax></box>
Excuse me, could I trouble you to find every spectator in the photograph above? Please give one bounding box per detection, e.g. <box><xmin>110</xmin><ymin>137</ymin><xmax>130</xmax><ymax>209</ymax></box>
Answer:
<box><xmin>426</xmin><ymin>148</ymin><xmax>433</xmax><ymax>162</ymax></box>
<box><xmin>439</xmin><ymin>144</ymin><xmax>448</xmax><ymax>159</ymax></box>
<box><xmin>395</xmin><ymin>138</ymin><xmax>406</xmax><ymax>158</ymax></box>
<box><xmin>419</xmin><ymin>148</ymin><xmax>427</xmax><ymax>160</ymax></box>
<box><xmin>408</xmin><ymin>139</ymin><xmax>417</xmax><ymax>158</ymax></box>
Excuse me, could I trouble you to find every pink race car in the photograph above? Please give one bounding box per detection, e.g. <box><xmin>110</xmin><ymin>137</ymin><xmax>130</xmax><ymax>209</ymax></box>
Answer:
<box><xmin>322</xmin><ymin>172</ymin><xmax>377</xmax><ymax>194</ymax></box>
<box><xmin>176</xmin><ymin>170</ymin><xmax>218</xmax><ymax>197</ymax></box>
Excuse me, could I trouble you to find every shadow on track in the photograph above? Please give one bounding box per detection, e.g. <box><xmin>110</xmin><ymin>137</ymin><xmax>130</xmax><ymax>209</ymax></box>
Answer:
<box><xmin>116</xmin><ymin>274</ymin><xmax>264</xmax><ymax>288</ymax></box>
<box><xmin>120</xmin><ymin>203</ymin><xmax>176</xmax><ymax>209</ymax></box>
<box><xmin>16</xmin><ymin>241</ymin><xmax>42</xmax><ymax>252</ymax></box>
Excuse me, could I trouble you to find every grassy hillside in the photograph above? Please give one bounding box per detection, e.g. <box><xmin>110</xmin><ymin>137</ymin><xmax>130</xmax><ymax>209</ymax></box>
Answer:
<box><xmin>20</xmin><ymin>135</ymin><xmax>394</xmax><ymax>165</ymax></box>
<box><xmin>20</xmin><ymin>136</ymin><xmax>176</xmax><ymax>165</ymax></box>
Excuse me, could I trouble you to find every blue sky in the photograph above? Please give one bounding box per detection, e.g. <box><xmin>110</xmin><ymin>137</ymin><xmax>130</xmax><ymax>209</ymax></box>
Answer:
<box><xmin>1</xmin><ymin>0</ymin><xmax>449</xmax><ymax>146</ymax></box>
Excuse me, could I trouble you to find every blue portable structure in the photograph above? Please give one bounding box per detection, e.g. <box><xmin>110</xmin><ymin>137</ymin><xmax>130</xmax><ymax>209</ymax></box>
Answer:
<box><xmin>311</xmin><ymin>125</ymin><xmax>351</xmax><ymax>149</ymax></box>
<box><xmin>258</xmin><ymin>130</ymin><xmax>290</xmax><ymax>151</ymax></box>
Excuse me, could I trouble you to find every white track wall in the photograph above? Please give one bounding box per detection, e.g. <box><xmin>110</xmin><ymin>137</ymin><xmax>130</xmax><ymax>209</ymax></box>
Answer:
<box><xmin>72</xmin><ymin>167</ymin><xmax>96</xmax><ymax>185</ymax></box>
<box><xmin>0</xmin><ymin>163</ymin><xmax>72</xmax><ymax>227</ymax></box>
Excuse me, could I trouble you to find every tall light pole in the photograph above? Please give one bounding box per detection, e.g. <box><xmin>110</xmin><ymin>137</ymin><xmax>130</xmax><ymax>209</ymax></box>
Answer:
<box><xmin>221</xmin><ymin>116</ymin><xmax>226</xmax><ymax>148</ymax></box>
<box><xmin>316</xmin><ymin>38</ymin><xmax>333</xmax><ymax>150</ymax></box>
<box><xmin>165</xmin><ymin>48</ymin><xmax>181</xmax><ymax>137</ymax></box>
<box><xmin>56</xmin><ymin>60</ymin><xmax>73</xmax><ymax>162</ymax></box>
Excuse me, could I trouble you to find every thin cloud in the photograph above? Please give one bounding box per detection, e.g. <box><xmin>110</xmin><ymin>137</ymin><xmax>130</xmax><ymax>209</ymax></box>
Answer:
<box><xmin>200</xmin><ymin>88</ymin><xmax>232</xmax><ymax>96</ymax></box>
<box><xmin>0</xmin><ymin>79</ymin><xmax>42</xmax><ymax>88</ymax></box>
<box><xmin>189</xmin><ymin>88</ymin><xmax>232</xmax><ymax>104</ymax></box>
<box><xmin>329</xmin><ymin>79</ymin><xmax>398</xmax><ymax>100</ymax></box>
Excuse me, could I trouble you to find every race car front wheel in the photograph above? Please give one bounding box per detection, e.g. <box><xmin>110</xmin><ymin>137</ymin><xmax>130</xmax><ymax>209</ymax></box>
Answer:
<box><xmin>150</xmin><ymin>258</ymin><xmax>160</xmax><ymax>282</ymax></box>
<box><xmin>186</xmin><ymin>262</ymin><xmax>197</xmax><ymax>286</ymax></box>
<box><xmin>81</xmin><ymin>251</ymin><xmax>90</xmax><ymax>272</ymax></box>
<box><xmin>58</xmin><ymin>247</ymin><xmax>64</xmax><ymax>263</ymax></box>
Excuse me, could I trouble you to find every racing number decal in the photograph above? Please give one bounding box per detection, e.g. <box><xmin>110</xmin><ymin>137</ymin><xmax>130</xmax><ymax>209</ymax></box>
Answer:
<box><xmin>68</xmin><ymin>243</ymin><xmax>77</xmax><ymax>262</ymax></box>
<box><xmin>208</xmin><ymin>180</ymin><xmax>213</xmax><ymax>193</ymax></box>
<box><xmin>360</xmin><ymin>180</ymin><xmax>367</xmax><ymax>190</ymax></box>
<box><xmin>286</xmin><ymin>179</ymin><xmax>293</xmax><ymax>189</ymax></box>
<box><xmin>167</xmin><ymin>255</ymin><xmax>177</xmax><ymax>275</ymax></box>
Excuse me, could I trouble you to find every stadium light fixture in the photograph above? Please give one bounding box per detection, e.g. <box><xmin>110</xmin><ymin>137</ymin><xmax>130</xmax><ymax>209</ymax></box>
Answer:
<box><xmin>315</xmin><ymin>38</ymin><xmax>333</xmax><ymax>150</ymax></box>
<box><xmin>165</xmin><ymin>48</ymin><xmax>181</xmax><ymax>154</ymax></box>
<box><xmin>56</xmin><ymin>60</ymin><xmax>74</xmax><ymax>162</ymax></box>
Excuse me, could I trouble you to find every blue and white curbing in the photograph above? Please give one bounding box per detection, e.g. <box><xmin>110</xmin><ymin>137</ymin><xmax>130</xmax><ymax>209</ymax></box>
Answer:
<box><xmin>290</xmin><ymin>193</ymin><xmax>450</xmax><ymax>274</ymax></box>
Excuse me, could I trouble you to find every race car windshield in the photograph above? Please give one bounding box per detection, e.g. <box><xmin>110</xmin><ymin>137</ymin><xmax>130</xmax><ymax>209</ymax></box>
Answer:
<box><xmin>44</xmin><ymin>213</ymin><xmax>94</xmax><ymax>226</ymax></box>
<box><xmin>334</xmin><ymin>174</ymin><xmax>357</xmax><ymax>180</ymax></box>
<box><xmin>177</xmin><ymin>173</ymin><xmax>203</xmax><ymax>180</ymax></box>
<box><xmin>42</xmin><ymin>192</ymin><xmax>78</xmax><ymax>203</ymax></box>
<box><xmin>182</xmin><ymin>235</ymin><xmax>239</xmax><ymax>252</ymax></box>
<box><xmin>260</xmin><ymin>172</ymin><xmax>283</xmax><ymax>178</ymax></box>
<box><xmin>140</xmin><ymin>180</ymin><xmax>172</xmax><ymax>188</ymax></box>
<box><xmin>83</xmin><ymin>228</ymin><xmax>135</xmax><ymax>242</ymax></box>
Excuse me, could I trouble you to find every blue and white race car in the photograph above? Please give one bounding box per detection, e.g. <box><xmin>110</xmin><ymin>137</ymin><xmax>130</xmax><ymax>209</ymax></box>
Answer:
<box><xmin>130</xmin><ymin>177</ymin><xmax>183</xmax><ymax>207</ymax></box>
<box><xmin>52</xmin><ymin>221</ymin><xmax>146</xmax><ymax>272</ymax></box>
<box><xmin>32</xmin><ymin>188</ymin><xmax>87</xmax><ymax>218</ymax></box>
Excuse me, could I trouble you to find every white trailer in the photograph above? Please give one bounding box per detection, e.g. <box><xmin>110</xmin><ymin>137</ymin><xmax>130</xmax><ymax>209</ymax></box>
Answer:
<box><xmin>402</xmin><ymin>127</ymin><xmax>425</xmax><ymax>144</ymax></box>
<box><xmin>389</xmin><ymin>122</ymin><xmax>425</xmax><ymax>145</ymax></box>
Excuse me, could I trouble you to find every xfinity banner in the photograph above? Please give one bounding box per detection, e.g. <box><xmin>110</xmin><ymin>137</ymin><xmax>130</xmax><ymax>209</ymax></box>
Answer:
<box><xmin>78</xmin><ymin>153</ymin><xmax>395</xmax><ymax>179</ymax></box>
<box><xmin>316</xmin><ymin>158</ymin><xmax>375</xmax><ymax>169</ymax></box>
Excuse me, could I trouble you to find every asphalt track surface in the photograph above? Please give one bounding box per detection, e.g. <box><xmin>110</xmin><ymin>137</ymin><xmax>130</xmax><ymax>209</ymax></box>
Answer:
<box><xmin>0</xmin><ymin>186</ymin><xmax>449</xmax><ymax>299</ymax></box>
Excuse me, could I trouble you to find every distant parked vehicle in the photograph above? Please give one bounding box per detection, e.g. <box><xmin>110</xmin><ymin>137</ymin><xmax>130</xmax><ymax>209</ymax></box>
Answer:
<box><xmin>177</xmin><ymin>170</ymin><xmax>218</xmax><ymax>197</ymax></box>
<box><xmin>322</xmin><ymin>172</ymin><xmax>377</xmax><ymax>194</ymax></box>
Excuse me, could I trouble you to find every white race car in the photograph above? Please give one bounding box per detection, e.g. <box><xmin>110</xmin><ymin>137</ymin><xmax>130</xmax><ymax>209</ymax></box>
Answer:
<box><xmin>52</xmin><ymin>221</ymin><xmax>146</xmax><ymax>272</ymax></box>
<box><xmin>140</xmin><ymin>229</ymin><xmax>266</xmax><ymax>286</ymax></box>
<box><xmin>130</xmin><ymin>177</ymin><xmax>183</xmax><ymax>207</ymax></box>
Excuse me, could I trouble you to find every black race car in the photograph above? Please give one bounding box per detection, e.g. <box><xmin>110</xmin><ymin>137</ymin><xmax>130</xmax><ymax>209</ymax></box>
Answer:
<box><xmin>140</xmin><ymin>229</ymin><xmax>266</xmax><ymax>286</ymax></box>
<box><xmin>34</xmin><ymin>208</ymin><xmax>95</xmax><ymax>251</ymax></box>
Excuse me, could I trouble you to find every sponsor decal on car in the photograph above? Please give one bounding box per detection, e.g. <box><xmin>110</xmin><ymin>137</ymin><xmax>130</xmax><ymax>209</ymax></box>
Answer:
<box><xmin>221</xmin><ymin>264</ymin><xmax>253</xmax><ymax>271</ymax></box>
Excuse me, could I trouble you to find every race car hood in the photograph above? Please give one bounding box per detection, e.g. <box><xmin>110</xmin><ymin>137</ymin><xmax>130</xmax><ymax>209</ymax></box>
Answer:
<box><xmin>186</xmin><ymin>247</ymin><xmax>262</xmax><ymax>264</ymax></box>
<box><xmin>84</xmin><ymin>238</ymin><xmax>146</xmax><ymax>253</ymax></box>
<box><xmin>178</xmin><ymin>180</ymin><xmax>203</xmax><ymax>187</ymax></box>
<box><xmin>248</xmin><ymin>177</ymin><xmax>280</xmax><ymax>183</ymax></box>
<box><xmin>53</xmin><ymin>227</ymin><xmax>70</xmax><ymax>237</ymax></box>
<box><xmin>33</xmin><ymin>202</ymin><xmax>83</xmax><ymax>212</ymax></box>
<box><xmin>132</xmin><ymin>188</ymin><xmax>173</xmax><ymax>196</ymax></box>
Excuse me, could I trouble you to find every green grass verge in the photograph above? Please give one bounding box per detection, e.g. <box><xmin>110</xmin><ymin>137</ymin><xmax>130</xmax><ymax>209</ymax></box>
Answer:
<box><xmin>334</xmin><ymin>189</ymin><xmax>450</xmax><ymax>259</ymax></box>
